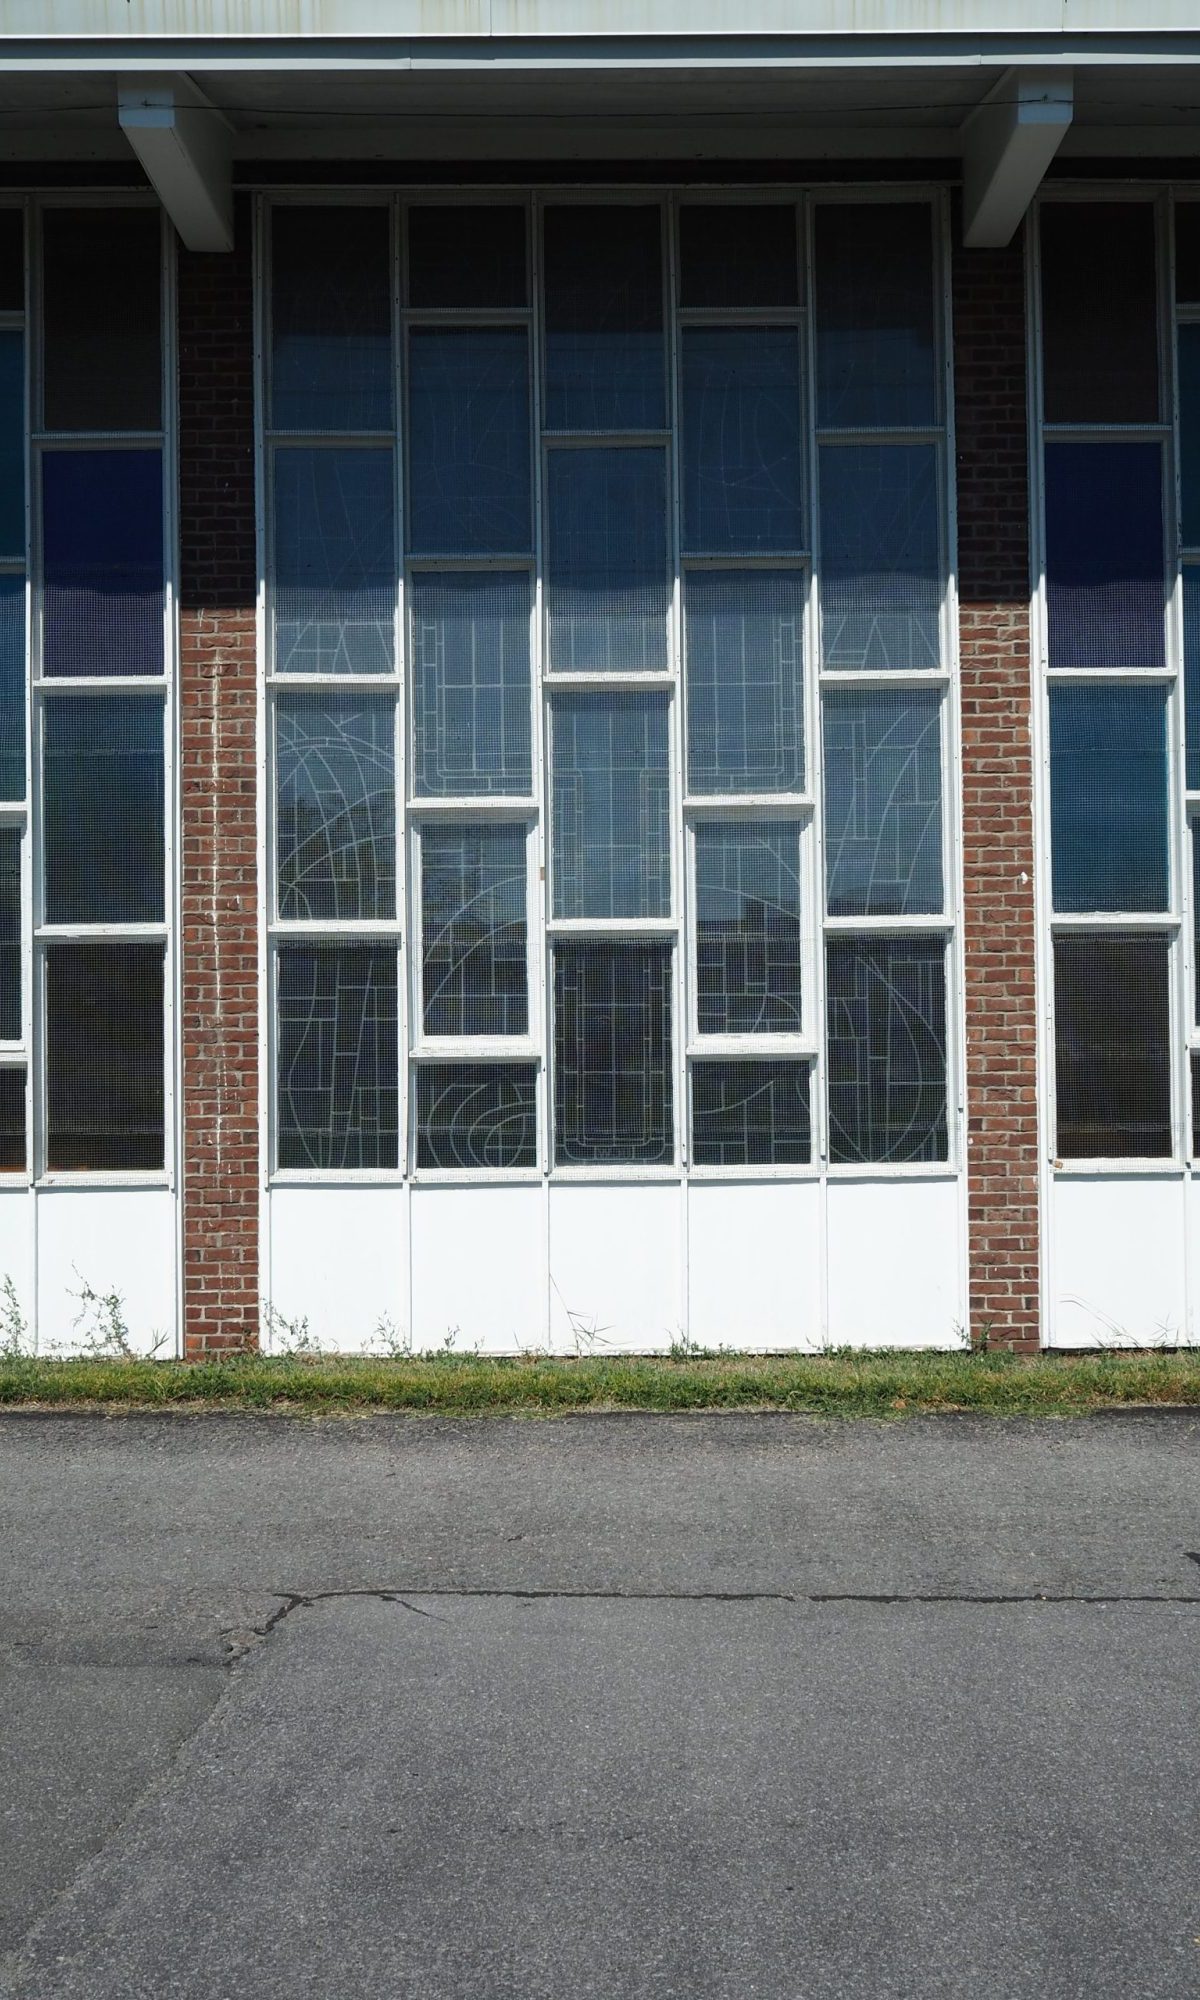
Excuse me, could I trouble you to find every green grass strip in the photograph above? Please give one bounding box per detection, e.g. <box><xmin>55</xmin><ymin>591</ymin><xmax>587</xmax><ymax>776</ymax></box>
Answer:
<box><xmin>1</xmin><ymin>1349</ymin><xmax>1200</xmax><ymax>1417</ymax></box>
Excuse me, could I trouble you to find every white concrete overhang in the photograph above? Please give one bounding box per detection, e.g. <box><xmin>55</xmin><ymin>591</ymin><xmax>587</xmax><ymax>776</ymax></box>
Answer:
<box><xmin>1</xmin><ymin>7</ymin><xmax>1200</xmax><ymax>247</ymax></box>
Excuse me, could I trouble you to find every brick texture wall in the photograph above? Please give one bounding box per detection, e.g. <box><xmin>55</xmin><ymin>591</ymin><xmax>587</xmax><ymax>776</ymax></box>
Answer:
<box><xmin>952</xmin><ymin>221</ymin><xmax>1042</xmax><ymax>1351</ymax></box>
<box><xmin>177</xmin><ymin>200</ymin><xmax>260</xmax><ymax>1357</ymax></box>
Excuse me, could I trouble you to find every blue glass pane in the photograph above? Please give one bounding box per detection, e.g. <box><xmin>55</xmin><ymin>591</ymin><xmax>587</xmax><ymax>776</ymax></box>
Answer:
<box><xmin>43</xmin><ymin>451</ymin><xmax>162</xmax><ymax>677</ymax></box>
<box><xmin>823</xmin><ymin>687</ymin><xmax>943</xmax><ymax>916</ymax></box>
<box><xmin>819</xmin><ymin>443</ymin><xmax>940</xmax><ymax>671</ymax></box>
<box><xmin>416</xmin><ymin>1063</ymin><xmax>537</xmax><ymax>1170</ymax></box>
<box><xmin>681</xmin><ymin>329</ymin><xmax>803</xmax><ymax>554</ymax></box>
<box><xmin>410</xmin><ymin>572</ymin><xmax>531</xmax><ymax>797</ymax></box>
<box><xmin>276</xmin><ymin>694</ymin><xmax>395</xmax><ymax>921</ymax></box>
<box><xmin>0</xmin><ymin>827</ymin><xmax>19</xmax><ymax>1041</ymax></box>
<box><xmin>421</xmin><ymin>823</ymin><xmax>528</xmax><ymax>1037</ymax></box>
<box><xmin>0</xmin><ymin>332</ymin><xmax>23</xmax><ymax>560</ymax></box>
<box><xmin>42</xmin><ymin>210</ymin><xmax>160</xmax><ymax>434</ymax></box>
<box><xmin>694</xmin><ymin>821</ymin><xmax>802</xmax><ymax>1035</ymax></box>
<box><xmin>270</xmin><ymin>207</ymin><xmax>392</xmax><ymax>432</ymax></box>
<box><xmin>1041</xmin><ymin>204</ymin><xmax>1159</xmax><ymax>425</ymax></box>
<box><xmin>408</xmin><ymin>330</ymin><xmax>530</xmax><ymax>555</ymax></box>
<box><xmin>277</xmin><ymin>945</ymin><xmax>398</xmax><ymax>1171</ymax></box>
<box><xmin>553</xmin><ymin>941</ymin><xmax>673</xmax><ymax>1167</ymax></box>
<box><xmin>1188</xmin><ymin>570</ymin><xmax>1200</xmax><ymax>793</ymax></box>
<box><xmin>546</xmin><ymin>447</ymin><xmax>669</xmax><ymax>672</ymax></box>
<box><xmin>684</xmin><ymin>570</ymin><xmax>804</xmax><ymax>795</ymax></box>
<box><xmin>1180</xmin><ymin>325</ymin><xmax>1200</xmax><ymax>551</ymax></box>
<box><xmin>678</xmin><ymin>205</ymin><xmax>798</xmax><ymax>309</ymax></box>
<box><xmin>1050</xmin><ymin>682</ymin><xmax>1169</xmax><ymax>913</ymax></box>
<box><xmin>273</xmin><ymin>448</ymin><xmax>394</xmax><ymax>675</ymax></box>
<box><xmin>44</xmin><ymin>695</ymin><xmax>163</xmax><ymax>923</ymax></box>
<box><xmin>0</xmin><ymin>574</ymin><xmax>25</xmax><ymax>801</ymax></box>
<box><xmin>1044</xmin><ymin>442</ymin><xmax>1164</xmax><ymax>669</ymax></box>
<box><xmin>551</xmin><ymin>693</ymin><xmax>671</xmax><ymax>919</ymax></box>
<box><xmin>826</xmin><ymin>934</ymin><xmax>947</xmax><ymax>1165</ymax></box>
<box><xmin>691</xmin><ymin>1061</ymin><xmax>811</xmax><ymax>1166</ymax></box>
<box><xmin>543</xmin><ymin>205</ymin><xmax>664</xmax><ymax>431</ymax></box>
<box><xmin>814</xmin><ymin>203</ymin><xmax>935</xmax><ymax>428</ymax></box>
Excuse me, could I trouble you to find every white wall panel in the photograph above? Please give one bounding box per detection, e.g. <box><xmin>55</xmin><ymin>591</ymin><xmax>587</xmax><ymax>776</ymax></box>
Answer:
<box><xmin>826</xmin><ymin>1176</ymin><xmax>965</xmax><ymax>1349</ymax></box>
<box><xmin>548</xmin><ymin>1183</ymin><xmax>683</xmax><ymax>1354</ymax></box>
<box><xmin>0</xmin><ymin>1189</ymin><xmax>33</xmax><ymax>1351</ymax></box>
<box><xmin>410</xmin><ymin>1184</ymin><xmax>545</xmax><ymax>1354</ymax></box>
<box><xmin>268</xmin><ymin>1186</ymin><xmax>406</xmax><ymax>1353</ymax></box>
<box><xmin>687</xmin><ymin>1180</ymin><xmax>822</xmax><ymax>1350</ymax></box>
<box><xmin>1051</xmin><ymin>1176</ymin><xmax>1187</xmax><ymax>1349</ymax></box>
<box><xmin>35</xmin><ymin>1189</ymin><xmax>178</xmax><ymax>1358</ymax></box>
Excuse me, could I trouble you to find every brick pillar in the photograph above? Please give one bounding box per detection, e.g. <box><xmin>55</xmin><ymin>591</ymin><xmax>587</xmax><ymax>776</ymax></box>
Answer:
<box><xmin>177</xmin><ymin>199</ymin><xmax>260</xmax><ymax>1357</ymax></box>
<box><xmin>952</xmin><ymin>220</ymin><xmax>1042</xmax><ymax>1352</ymax></box>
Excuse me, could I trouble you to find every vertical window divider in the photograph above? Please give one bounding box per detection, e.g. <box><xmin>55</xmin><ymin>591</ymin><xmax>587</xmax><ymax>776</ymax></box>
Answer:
<box><xmin>802</xmin><ymin>191</ymin><xmax>828</xmax><ymax>1180</ymax></box>
<box><xmin>665</xmin><ymin>194</ymin><xmax>686</xmax><ymax>1180</ymax></box>
<box><xmin>937</xmin><ymin>185</ymin><xmax>966</xmax><ymax>1184</ymax></box>
<box><xmin>1167</xmin><ymin>187</ymin><xmax>1194</xmax><ymax>1164</ymax></box>
<box><xmin>253</xmin><ymin>191</ymin><xmax>271</xmax><ymax>1218</ymax></box>
<box><xmin>529</xmin><ymin>192</ymin><xmax>549</xmax><ymax>1192</ymax></box>
<box><xmin>392</xmin><ymin>194</ymin><xmax>409</xmax><ymax>1185</ymax></box>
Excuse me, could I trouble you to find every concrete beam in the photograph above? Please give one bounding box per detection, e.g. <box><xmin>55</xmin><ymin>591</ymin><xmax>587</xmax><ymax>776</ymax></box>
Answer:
<box><xmin>118</xmin><ymin>77</ymin><xmax>232</xmax><ymax>253</ymax></box>
<box><xmin>962</xmin><ymin>68</ymin><xmax>1073</xmax><ymax>250</ymax></box>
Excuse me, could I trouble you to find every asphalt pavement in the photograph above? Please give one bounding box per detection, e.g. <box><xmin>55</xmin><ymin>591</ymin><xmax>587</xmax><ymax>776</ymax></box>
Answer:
<box><xmin>1</xmin><ymin>1409</ymin><xmax>1198</xmax><ymax>1997</ymax></box>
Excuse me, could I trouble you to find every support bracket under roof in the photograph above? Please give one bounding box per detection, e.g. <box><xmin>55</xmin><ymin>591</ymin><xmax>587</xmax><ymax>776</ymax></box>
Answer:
<box><xmin>118</xmin><ymin>76</ymin><xmax>233</xmax><ymax>254</ymax></box>
<box><xmin>962</xmin><ymin>69</ymin><xmax>1073</xmax><ymax>250</ymax></box>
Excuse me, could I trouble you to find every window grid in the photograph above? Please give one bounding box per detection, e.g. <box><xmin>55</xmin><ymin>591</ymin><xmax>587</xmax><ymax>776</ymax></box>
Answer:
<box><xmin>1033</xmin><ymin>189</ymin><xmax>1188</xmax><ymax>1171</ymax></box>
<box><xmin>26</xmin><ymin>198</ymin><xmax>174</xmax><ymax>1186</ymax></box>
<box><xmin>261</xmin><ymin>189</ymin><xmax>960</xmax><ymax>1183</ymax></box>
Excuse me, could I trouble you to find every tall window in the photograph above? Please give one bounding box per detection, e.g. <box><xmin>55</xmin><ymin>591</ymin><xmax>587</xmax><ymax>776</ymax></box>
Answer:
<box><xmin>0</xmin><ymin>204</ymin><xmax>171</xmax><ymax>1180</ymax></box>
<box><xmin>262</xmin><ymin>192</ymin><xmax>957</xmax><ymax>1178</ymax></box>
<box><xmin>1035</xmin><ymin>196</ymin><xmax>1184</xmax><ymax>1162</ymax></box>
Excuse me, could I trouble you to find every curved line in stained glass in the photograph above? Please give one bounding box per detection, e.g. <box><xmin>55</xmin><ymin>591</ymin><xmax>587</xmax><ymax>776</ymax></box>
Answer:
<box><xmin>276</xmin><ymin>945</ymin><xmax>398</xmax><ymax>1171</ymax></box>
<box><xmin>691</xmin><ymin>1060</ymin><xmax>811</xmax><ymax>1166</ymax></box>
<box><xmin>416</xmin><ymin>1063</ymin><xmax>537</xmax><ymax>1170</ymax></box>
<box><xmin>694</xmin><ymin>821</ymin><xmax>803</xmax><ymax>1035</ymax></box>
<box><xmin>553</xmin><ymin>940</ymin><xmax>673</xmax><ymax>1167</ymax></box>
<box><xmin>273</xmin><ymin>448</ymin><xmax>395</xmax><ymax>675</ymax></box>
<box><xmin>825</xmin><ymin>934</ymin><xmax>947</xmax><ymax>1165</ymax></box>
<box><xmin>684</xmin><ymin>569</ymin><xmax>805</xmax><ymax>796</ymax></box>
<box><xmin>822</xmin><ymin>686</ymin><xmax>943</xmax><ymax>917</ymax></box>
<box><xmin>818</xmin><ymin>443</ymin><xmax>940</xmax><ymax>673</ymax></box>
<box><xmin>276</xmin><ymin>694</ymin><xmax>396</xmax><ymax>922</ymax></box>
<box><xmin>421</xmin><ymin>823</ymin><xmax>529</xmax><ymax>1038</ymax></box>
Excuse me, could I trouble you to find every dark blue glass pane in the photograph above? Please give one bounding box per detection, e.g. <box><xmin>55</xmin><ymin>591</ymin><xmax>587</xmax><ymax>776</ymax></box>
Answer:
<box><xmin>0</xmin><ymin>1067</ymin><xmax>24</xmax><ymax>1172</ymax></box>
<box><xmin>277</xmin><ymin>945</ymin><xmax>398</xmax><ymax>1171</ymax></box>
<box><xmin>0</xmin><ymin>826</ymin><xmax>18</xmax><ymax>1041</ymax></box>
<box><xmin>1044</xmin><ymin>442</ymin><xmax>1164</xmax><ymax>669</ymax></box>
<box><xmin>271</xmin><ymin>207</ymin><xmax>392</xmax><ymax>432</ymax></box>
<box><xmin>0</xmin><ymin>574</ymin><xmax>25</xmax><ymax>801</ymax></box>
<box><xmin>42</xmin><ymin>210</ymin><xmax>160</xmax><ymax>434</ymax></box>
<box><xmin>814</xmin><ymin>203</ymin><xmax>935</xmax><ymax>428</ymax></box>
<box><xmin>273</xmin><ymin>448</ymin><xmax>394</xmax><ymax>675</ymax></box>
<box><xmin>546</xmin><ymin>447</ymin><xmax>669</xmax><ymax>672</ymax></box>
<box><xmin>0</xmin><ymin>331</ymin><xmax>23</xmax><ymax>560</ymax></box>
<box><xmin>1050</xmin><ymin>683</ymin><xmax>1168</xmax><ymax>914</ymax></box>
<box><xmin>42</xmin><ymin>450</ymin><xmax>162</xmax><ymax>677</ymax></box>
<box><xmin>1054</xmin><ymin>933</ymin><xmax>1171</xmax><ymax>1159</ymax></box>
<box><xmin>1180</xmin><ymin>324</ymin><xmax>1200</xmax><ymax>550</ymax></box>
<box><xmin>416</xmin><ymin>1063</ymin><xmax>537</xmax><ymax>1170</ymax></box>
<box><xmin>1041</xmin><ymin>204</ymin><xmax>1158</xmax><ymax>425</ymax></box>
<box><xmin>410</xmin><ymin>572</ymin><xmax>531</xmax><ymax>797</ymax></box>
<box><xmin>678</xmin><ymin>205</ymin><xmax>798</xmax><ymax>309</ymax></box>
<box><xmin>44</xmin><ymin>695</ymin><xmax>163</xmax><ymax>922</ymax></box>
<box><xmin>681</xmin><ymin>329</ymin><xmax>803</xmax><ymax>554</ymax></box>
<box><xmin>408</xmin><ymin>330</ymin><xmax>530</xmax><ymax>555</ymax></box>
<box><xmin>0</xmin><ymin>210</ymin><xmax>22</xmax><ymax>313</ymax></box>
<box><xmin>819</xmin><ymin>443</ymin><xmax>940</xmax><ymax>671</ymax></box>
<box><xmin>543</xmin><ymin>205</ymin><xmax>664</xmax><ymax>431</ymax></box>
<box><xmin>46</xmin><ymin>943</ymin><xmax>164</xmax><ymax>1171</ymax></box>
<box><xmin>1186</xmin><ymin>569</ymin><xmax>1200</xmax><ymax>792</ymax></box>
<box><xmin>408</xmin><ymin>206</ymin><xmax>527</xmax><ymax>309</ymax></box>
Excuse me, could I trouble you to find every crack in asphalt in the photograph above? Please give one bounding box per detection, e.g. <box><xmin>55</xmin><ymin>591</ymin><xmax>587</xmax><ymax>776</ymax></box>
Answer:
<box><xmin>223</xmin><ymin>1583</ymin><xmax>1200</xmax><ymax>1653</ymax></box>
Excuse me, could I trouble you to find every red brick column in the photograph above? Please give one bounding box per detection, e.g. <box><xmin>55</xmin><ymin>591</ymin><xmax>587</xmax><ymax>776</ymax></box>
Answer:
<box><xmin>177</xmin><ymin>201</ymin><xmax>260</xmax><ymax>1357</ymax></box>
<box><xmin>952</xmin><ymin>221</ymin><xmax>1042</xmax><ymax>1352</ymax></box>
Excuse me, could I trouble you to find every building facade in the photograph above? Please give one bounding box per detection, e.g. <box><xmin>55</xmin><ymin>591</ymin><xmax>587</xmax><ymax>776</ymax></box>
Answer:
<box><xmin>0</xmin><ymin>3</ymin><xmax>1195</xmax><ymax>1355</ymax></box>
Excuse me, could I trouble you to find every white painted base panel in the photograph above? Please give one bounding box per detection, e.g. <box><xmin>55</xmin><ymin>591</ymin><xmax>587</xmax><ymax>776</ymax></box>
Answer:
<box><xmin>1049</xmin><ymin>1176</ymin><xmax>1191</xmax><ymax>1349</ymax></box>
<box><xmin>31</xmin><ymin>1188</ymin><xmax>178</xmax><ymax>1358</ymax></box>
<box><xmin>262</xmin><ymin>1177</ymin><xmax>969</xmax><ymax>1354</ymax></box>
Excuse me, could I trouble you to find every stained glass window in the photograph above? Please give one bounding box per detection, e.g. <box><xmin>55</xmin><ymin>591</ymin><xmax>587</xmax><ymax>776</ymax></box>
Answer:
<box><xmin>681</xmin><ymin>329</ymin><xmax>804</xmax><ymax>554</ymax></box>
<box><xmin>819</xmin><ymin>444</ymin><xmax>940</xmax><ymax>672</ymax></box>
<box><xmin>409</xmin><ymin>571</ymin><xmax>531</xmax><ymax>797</ymax></box>
<box><xmin>543</xmin><ymin>205</ymin><xmax>664</xmax><ymax>432</ymax></box>
<box><xmin>407</xmin><ymin>329</ymin><xmax>531</xmax><ymax>555</ymax></box>
<box><xmin>277</xmin><ymin>945</ymin><xmax>398</xmax><ymax>1170</ymax></box>
<box><xmin>684</xmin><ymin>570</ymin><xmax>805</xmax><ymax>796</ymax></box>
<box><xmin>271</xmin><ymin>206</ymin><xmax>392</xmax><ymax>432</ymax></box>
<box><xmin>273</xmin><ymin>448</ymin><xmax>395</xmax><ymax>675</ymax></box>
<box><xmin>551</xmin><ymin>692</ymin><xmax>671</xmax><ymax>920</ymax></box>
<box><xmin>691</xmin><ymin>1061</ymin><xmax>811</xmax><ymax>1166</ymax></box>
<box><xmin>822</xmin><ymin>687</ymin><xmax>943</xmax><ymax>916</ymax></box>
<box><xmin>553</xmin><ymin>941</ymin><xmax>673</xmax><ymax>1167</ymax></box>
<box><xmin>694</xmin><ymin>821</ymin><xmax>803</xmax><ymax>1035</ymax></box>
<box><xmin>421</xmin><ymin>824</ymin><xmax>528</xmax><ymax>1037</ymax></box>
<box><xmin>416</xmin><ymin>1063</ymin><xmax>537</xmax><ymax>1170</ymax></box>
<box><xmin>546</xmin><ymin>447</ymin><xmax>669</xmax><ymax>674</ymax></box>
<box><xmin>814</xmin><ymin>203</ymin><xmax>935</xmax><ymax>429</ymax></box>
<box><xmin>826</xmin><ymin>935</ymin><xmax>947</xmax><ymax>1165</ymax></box>
<box><xmin>275</xmin><ymin>695</ymin><xmax>395</xmax><ymax>921</ymax></box>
